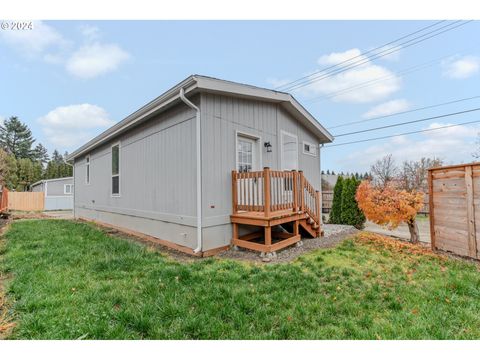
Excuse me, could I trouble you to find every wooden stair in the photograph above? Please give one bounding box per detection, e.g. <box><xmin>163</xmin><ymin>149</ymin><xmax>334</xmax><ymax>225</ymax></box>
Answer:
<box><xmin>231</xmin><ymin>168</ymin><xmax>322</xmax><ymax>254</ymax></box>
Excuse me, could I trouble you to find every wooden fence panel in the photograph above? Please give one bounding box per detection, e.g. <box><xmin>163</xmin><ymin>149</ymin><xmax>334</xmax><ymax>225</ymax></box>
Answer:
<box><xmin>429</xmin><ymin>163</ymin><xmax>479</xmax><ymax>260</ymax></box>
<box><xmin>8</xmin><ymin>192</ymin><xmax>45</xmax><ymax>211</ymax></box>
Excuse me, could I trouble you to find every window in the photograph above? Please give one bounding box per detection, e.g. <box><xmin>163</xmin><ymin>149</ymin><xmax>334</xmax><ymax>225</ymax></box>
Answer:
<box><xmin>281</xmin><ymin>131</ymin><xmax>298</xmax><ymax>170</ymax></box>
<box><xmin>111</xmin><ymin>144</ymin><xmax>120</xmax><ymax>196</ymax></box>
<box><xmin>64</xmin><ymin>184</ymin><xmax>74</xmax><ymax>194</ymax></box>
<box><xmin>237</xmin><ymin>137</ymin><xmax>255</xmax><ymax>173</ymax></box>
<box><xmin>303</xmin><ymin>141</ymin><xmax>317</xmax><ymax>156</ymax></box>
<box><xmin>85</xmin><ymin>155</ymin><xmax>90</xmax><ymax>184</ymax></box>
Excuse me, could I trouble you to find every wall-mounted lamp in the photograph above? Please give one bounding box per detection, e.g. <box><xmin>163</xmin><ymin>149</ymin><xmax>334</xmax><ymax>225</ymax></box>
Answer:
<box><xmin>264</xmin><ymin>141</ymin><xmax>272</xmax><ymax>153</ymax></box>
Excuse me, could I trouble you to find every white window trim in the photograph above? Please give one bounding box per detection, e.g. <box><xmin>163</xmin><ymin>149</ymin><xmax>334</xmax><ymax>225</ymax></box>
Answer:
<box><xmin>64</xmin><ymin>184</ymin><xmax>73</xmax><ymax>195</ymax></box>
<box><xmin>280</xmin><ymin>130</ymin><xmax>299</xmax><ymax>170</ymax></box>
<box><xmin>111</xmin><ymin>142</ymin><xmax>121</xmax><ymax>197</ymax></box>
<box><xmin>85</xmin><ymin>154</ymin><xmax>91</xmax><ymax>185</ymax></box>
<box><xmin>235</xmin><ymin>130</ymin><xmax>262</xmax><ymax>172</ymax></box>
<box><xmin>302</xmin><ymin>141</ymin><xmax>317</xmax><ymax>157</ymax></box>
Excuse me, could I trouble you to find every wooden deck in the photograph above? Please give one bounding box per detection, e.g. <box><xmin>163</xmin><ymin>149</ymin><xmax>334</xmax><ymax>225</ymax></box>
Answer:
<box><xmin>231</xmin><ymin>168</ymin><xmax>322</xmax><ymax>254</ymax></box>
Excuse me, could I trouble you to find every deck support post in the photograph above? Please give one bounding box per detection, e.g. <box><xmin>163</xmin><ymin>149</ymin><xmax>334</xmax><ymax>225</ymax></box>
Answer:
<box><xmin>299</xmin><ymin>170</ymin><xmax>305</xmax><ymax>213</ymax></box>
<box><xmin>231</xmin><ymin>170</ymin><xmax>238</xmax><ymax>214</ymax></box>
<box><xmin>292</xmin><ymin>170</ymin><xmax>298</xmax><ymax>212</ymax></box>
<box><xmin>263</xmin><ymin>167</ymin><xmax>271</xmax><ymax>218</ymax></box>
<box><xmin>315</xmin><ymin>190</ymin><xmax>321</xmax><ymax>237</ymax></box>
<box><xmin>264</xmin><ymin>226</ymin><xmax>272</xmax><ymax>247</ymax></box>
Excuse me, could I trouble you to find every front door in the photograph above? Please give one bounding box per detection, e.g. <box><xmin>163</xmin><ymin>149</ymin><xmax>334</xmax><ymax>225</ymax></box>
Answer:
<box><xmin>281</xmin><ymin>131</ymin><xmax>298</xmax><ymax>203</ymax></box>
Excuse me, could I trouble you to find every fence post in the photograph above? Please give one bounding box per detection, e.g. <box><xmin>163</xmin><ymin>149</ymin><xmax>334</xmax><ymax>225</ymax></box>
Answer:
<box><xmin>263</xmin><ymin>167</ymin><xmax>271</xmax><ymax>217</ymax></box>
<box><xmin>428</xmin><ymin>169</ymin><xmax>436</xmax><ymax>250</ymax></box>
<box><xmin>231</xmin><ymin>170</ymin><xmax>238</xmax><ymax>214</ymax></box>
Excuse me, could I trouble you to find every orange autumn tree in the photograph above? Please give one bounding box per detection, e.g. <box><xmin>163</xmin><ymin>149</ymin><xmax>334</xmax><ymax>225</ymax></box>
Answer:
<box><xmin>355</xmin><ymin>181</ymin><xmax>424</xmax><ymax>243</ymax></box>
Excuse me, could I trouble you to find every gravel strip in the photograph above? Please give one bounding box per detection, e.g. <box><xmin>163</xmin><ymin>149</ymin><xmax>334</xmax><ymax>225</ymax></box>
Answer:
<box><xmin>216</xmin><ymin>224</ymin><xmax>358</xmax><ymax>264</ymax></box>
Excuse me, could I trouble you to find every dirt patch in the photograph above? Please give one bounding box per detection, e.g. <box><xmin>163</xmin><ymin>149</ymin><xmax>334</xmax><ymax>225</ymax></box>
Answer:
<box><xmin>216</xmin><ymin>224</ymin><xmax>358</xmax><ymax>264</ymax></box>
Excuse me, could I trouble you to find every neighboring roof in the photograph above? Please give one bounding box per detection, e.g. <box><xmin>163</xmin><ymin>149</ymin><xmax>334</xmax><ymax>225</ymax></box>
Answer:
<box><xmin>30</xmin><ymin>176</ymin><xmax>74</xmax><ymax>188</ymax></box>
<box><xmin>67</xmin><ymin>75</ymin><xmax>334</xmax><ymax>161</ymax></box>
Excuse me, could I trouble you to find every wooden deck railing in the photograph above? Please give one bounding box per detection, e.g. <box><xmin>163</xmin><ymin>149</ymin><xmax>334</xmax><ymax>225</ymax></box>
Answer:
<box><xmin>232</xmin><ymin>167</ymin><xmax>321</xmax><ymax>225</ymax></box>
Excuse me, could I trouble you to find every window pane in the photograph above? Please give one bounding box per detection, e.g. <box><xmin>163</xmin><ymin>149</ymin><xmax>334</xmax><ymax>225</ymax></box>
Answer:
<box><xmin>112</xmin><ymin>176</ymin><xmax>119</xmax><ymax>195</ymax></box>
<box><xmin>112</xmin><ymin>145</ymin><xmax>119</xmax><ymax>175</ymax></box>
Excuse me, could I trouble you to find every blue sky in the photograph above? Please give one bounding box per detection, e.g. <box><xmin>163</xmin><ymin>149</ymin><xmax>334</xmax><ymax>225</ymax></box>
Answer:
<box><xmin>1</xmin><ymin>20</ymin><xmax>479</xmax><ymax>172</ymax></box>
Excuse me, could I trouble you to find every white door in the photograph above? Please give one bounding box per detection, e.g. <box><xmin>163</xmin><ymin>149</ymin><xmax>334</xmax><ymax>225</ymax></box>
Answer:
<box><xmin>281</xmin><ymin>131</ymin><xmax>298</xmax><ymax>171</ymax></box>
<box><xmin>280</xmin><ymin>131</ymin><xmax>298</xmax><ymax>203</ymax></box>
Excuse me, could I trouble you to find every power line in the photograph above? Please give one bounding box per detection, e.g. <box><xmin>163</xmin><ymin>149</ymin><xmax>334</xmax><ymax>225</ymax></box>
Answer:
<box><xmin>328</xmin><ymin>95</ymin><xmax>480</xmax><ymax>130</ymax></box>
<box><xmin>325</xmin><ymin>119</ymin><xmax>480</xmax><ymax>148</ymax></box>
<box><xmin>280</xmin><ymin>21</ymin><xmax>471</xmax><ymax>93</ymax></box>
<box><xmin>280</xmin><ymin>21</ymin><xmax>466</xmax><ymax>92</ymax></box>
<box><xmin>275</xmin><ymin>20</ymin><xmax>446</xmax><ymax>91</ymax></box>
<box><xmin>334</xmin><ymin>107</ymin><xmax>480</xmax><ymax>137</ymax></box>
<box><xmin>306</xmin><ymin>54</ymin><xmax>451</xmax><ymax>104</ymax></box>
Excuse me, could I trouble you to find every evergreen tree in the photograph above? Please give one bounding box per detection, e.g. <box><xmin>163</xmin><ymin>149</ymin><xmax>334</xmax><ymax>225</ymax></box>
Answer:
<box><xmin>33</xmin><ymin>143</ymin><xmax>50</xmax><ymax>166</ymax></box>
<box><xmin>0</xmin><ymin>148</ymin><xmax>18</xmax><ymax>189</ymax></box>
<box><xmin>326</xmin><ymin>170</ymin><xmax>330</xmax><ymax>175</ymax></box>
<box><xmin>0</xmin><ymin>116</ymin><xmax>35</xmax><ymax>159</ymax></box>
<box><xmin>16</xmin><ymin>158</ymin><xmax>35</xmax><ymax>191</ymax></box>
<box><xmin>328</xmin><ymin>176</ymin><xmax>343</xmax><ymax>224</ymax></box>
<box><xmin>340</xmin><ymin>177</ymin><xmax>366</xmax><ymax>229</ymax></box>
<box><xmin>332</xmin><ymin>170</ymin><xmax>336</xmax><ymax>175</ymax></box>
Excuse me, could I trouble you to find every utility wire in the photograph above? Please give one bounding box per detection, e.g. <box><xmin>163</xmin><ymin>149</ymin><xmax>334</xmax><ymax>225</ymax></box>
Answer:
<box><xmin>275</xmin><ymin>20</ymin><xmax>446</xmax><ymax>91</ymax></box>
<box><xmin>334</xmin><ymin>107</ymin><xmax>480</xmax><ymax>137</ymax></box>
<box><xmin>325</xmin><ymin>119</ymin><xmax>480</xmax><ymax>148</ymax></box>
<box><xmin>329</xmin><ymin>95</ymin><xmax>480</xmax><ymax>130</ymax></box>
<box><xmin>280</xmin><ymin>21</ymin><xmax>471</xmax><ymax>93</ymax></box>
<box><xmin>280</xmin><ymin>21</ymin><xmax>465</xmax><ymax>92</ymax></box>
<box><xmin>307</xmin><ymin>54</ymin><xmax>449</xmax><ymax>103</ymax></box>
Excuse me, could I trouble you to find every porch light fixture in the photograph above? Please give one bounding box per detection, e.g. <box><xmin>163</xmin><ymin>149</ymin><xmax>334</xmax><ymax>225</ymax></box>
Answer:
<box><xmin>264</xmin><ymin>141</ymin><xmax>272</xmax><ymax>153</ymax></box>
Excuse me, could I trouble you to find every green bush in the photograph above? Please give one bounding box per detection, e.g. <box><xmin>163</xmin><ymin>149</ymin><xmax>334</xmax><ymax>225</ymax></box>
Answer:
<box><xmin>341</xmin><ymin>177</ymin><xmax>366</xmax><ymax>229</ymax></box>
<box><xmin>328</xmin><ymin>176</ymin><xmax>343</xmax><ymax>224</ymax></box>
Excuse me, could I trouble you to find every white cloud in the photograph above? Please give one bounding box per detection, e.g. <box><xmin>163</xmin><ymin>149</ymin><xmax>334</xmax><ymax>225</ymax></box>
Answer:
<box><xmin>65</xmin><ymin>42</ymin><xmax>130</xmax><ymax>79</ymax></box>
<box><xmin>0</xmin><ymin>21</ymin><xmax>66</xmax><ymax>57</ymax></box>
<box><xmin>442</xmin><ymin>55</ymin><xmax>480</xmax><ymax>79</ymax></box>
<box><xmin>38</xmin><ymin>104</ymin><xmax>115</xmax><ymax>148</ymax></box>
<box><xmin>1</xmin><ymin>21</ymin><xmax>130</xmax><ymax>79</ymax></box>
<box><xmin>79</xmin><ymin>24</ymin><xmax>100</xmax><ymax>42</ymax></box>
<box><xmin>291</xmin><ymin>48</ymin><xmax>402</xmax><ymax>103</ymax></box>
<box><xmin>336</xmin><ymin>122</ymin><xmax>480</xmax><ymax>172</ymax></box>
<box><xmin>362</xmin><ymin>99</ymin><xmax>411</xmax><ymax>119</ymax></box>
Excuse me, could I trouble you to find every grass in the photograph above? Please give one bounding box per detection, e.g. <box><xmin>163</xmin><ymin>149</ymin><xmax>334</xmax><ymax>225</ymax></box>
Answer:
<box><xmin>1</xmin><ymin>219</ymin><xmax>480</xmax><ymax>339</ymax></box>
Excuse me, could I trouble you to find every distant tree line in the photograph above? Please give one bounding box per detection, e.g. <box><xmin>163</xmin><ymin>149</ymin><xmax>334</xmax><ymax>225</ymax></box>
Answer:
<box><xmin>0</xmin><ymin>116</ymin><xmax>72</xmax><ymax>191</ymax></box>
<box><xmin>321</xmin><ymin>169</ymin><xmax>372</xmax><ymax>180</ymax></box>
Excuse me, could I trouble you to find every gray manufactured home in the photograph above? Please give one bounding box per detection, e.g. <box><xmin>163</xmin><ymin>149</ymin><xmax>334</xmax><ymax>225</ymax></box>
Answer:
<box><xmin>68</xmin><ymin>75</ymin><xmax>333</xmax><ymax>256</ymax></box>
<box><xmin>30</xmin><ymin>177</ymin><xmax>74</xmax><ymax>210</ymax></box>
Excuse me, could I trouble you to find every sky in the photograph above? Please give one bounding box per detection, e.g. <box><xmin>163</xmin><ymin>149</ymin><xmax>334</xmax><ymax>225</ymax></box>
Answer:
<box><xmin>1</xmin><ymin>20</ymin><xmax>479</xmax><ymax>172</ymax></box>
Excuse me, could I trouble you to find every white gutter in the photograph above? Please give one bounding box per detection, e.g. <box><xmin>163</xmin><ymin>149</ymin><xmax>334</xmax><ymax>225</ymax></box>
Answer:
<box><xmin>179</xmin><ymin>88</ymin><xmax>202</xmax><ymax>254</ymax></box>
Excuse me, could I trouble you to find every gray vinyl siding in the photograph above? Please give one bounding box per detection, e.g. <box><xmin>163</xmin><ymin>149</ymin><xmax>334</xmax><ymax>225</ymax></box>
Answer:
<box><xmin>200</xmin><ymin>93</ymin><xmax>322</xmax><ymax>248</ymax></box>
<box><xmin>45</xmin><ymin>178</ymin><xmax>73</xmax><ymax>196</ymax></box>
<box><xmin>72</xmin><ymin>90</ymin><xmax>324</xmax><ymax>252</ymax></box>
<box><xmin>31</xmin><ymin>183</ymin><xmax>44</xmax><ymax>192</ymax></box>
<box><xmin>74</xmin><ymin>101</ymin><xmax>199</xmax><ymax>247</ymax></box>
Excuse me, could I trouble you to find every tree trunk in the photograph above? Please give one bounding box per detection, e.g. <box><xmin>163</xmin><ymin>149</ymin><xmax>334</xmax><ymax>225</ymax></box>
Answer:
<box><xmin>407</xmin><ymin>218</ymin><xmax>420</xmax><ymax>244</ymax></box>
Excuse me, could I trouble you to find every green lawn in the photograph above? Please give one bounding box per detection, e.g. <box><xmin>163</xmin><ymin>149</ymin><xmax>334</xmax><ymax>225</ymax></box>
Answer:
<box><xmin>1</xmin><ymin>219</ymin><xmax>480</xmax><ymax>339</ymax></box>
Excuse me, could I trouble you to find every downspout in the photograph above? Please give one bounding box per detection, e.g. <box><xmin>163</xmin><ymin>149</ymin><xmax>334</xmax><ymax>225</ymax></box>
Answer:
<box><xmin>179</xmin><ymin>88</ymin><xmax>202</xmax><ymax>254</ymax></box>
<box><xmin>64</xmin><ymin>159</ymin><xmax>74</xmax><ymax>218</ymax></box>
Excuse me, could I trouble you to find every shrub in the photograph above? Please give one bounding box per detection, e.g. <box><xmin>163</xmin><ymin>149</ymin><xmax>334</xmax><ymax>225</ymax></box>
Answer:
<box><xmin>329</xmin><ymin>176</ymin><xmax>343</xmax><ymax>224</ymax></box>
<box><xmin>341</xmin><ymin>177</ymin><xmax>366</xmax><ymax>229</ymax></box>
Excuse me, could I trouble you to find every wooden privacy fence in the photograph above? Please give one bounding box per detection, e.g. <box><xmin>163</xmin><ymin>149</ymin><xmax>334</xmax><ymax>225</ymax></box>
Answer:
<box><xmin>8</xmin><ymin>191</ymin><xmax>45</xmax><ymax>211</ymax></box>
<box><xmin>428</xmin><ymin>163</ymin><xmax>480</xmax><ymax>260</ymax></box>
